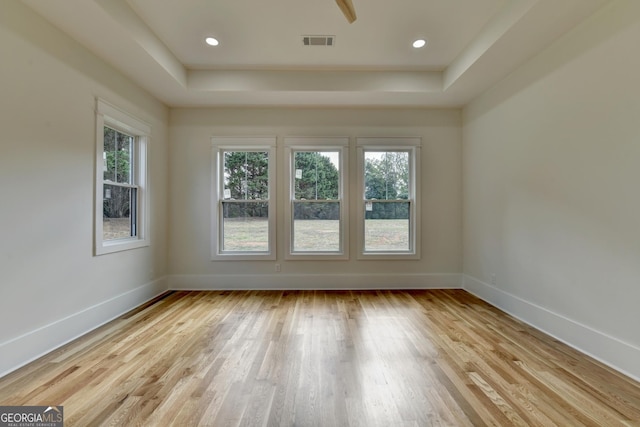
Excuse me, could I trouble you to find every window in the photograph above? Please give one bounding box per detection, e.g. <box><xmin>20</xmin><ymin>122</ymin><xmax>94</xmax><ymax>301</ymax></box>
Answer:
<box><xmin>212</xmin><ymin>137</ymin><xmax>276</xmax><ymax>260</ymax></box>
<box><xmin>285</xmin><ymin>138</ymin><xmax>348</xmax><ymax>259</ymax></box>
<box><xmin>95</xmin><ymin>99</ymin><xmax>149</xmax><ymax>255</ymax></box>
<box><xmin>357</xmin><ymin>138</ymin><xmax>420</xmax><ymax>258</ymax></box>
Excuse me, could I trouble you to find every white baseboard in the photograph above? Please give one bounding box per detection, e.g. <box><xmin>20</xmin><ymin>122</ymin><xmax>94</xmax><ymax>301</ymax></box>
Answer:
<box><xmin>168</xmin><ymin>273</ymin><xmax>462</xmax><ymax>290</ymax></box>
<box><xmin>463</xmin><ymin>274</ymin><xmax>640</xmax><ymax>383</ymax></box>
<box><xmin>0</xmin><ymin>277</ymin><xmax>168</xmax><ymax>379</ymax></box>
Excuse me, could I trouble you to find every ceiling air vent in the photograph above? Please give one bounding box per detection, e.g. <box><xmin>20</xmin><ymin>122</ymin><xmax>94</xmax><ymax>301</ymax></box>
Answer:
<box><xmin>302</xmin><ymin>35</ymin><xmax>335</xmax><ymax>46</ymax></box>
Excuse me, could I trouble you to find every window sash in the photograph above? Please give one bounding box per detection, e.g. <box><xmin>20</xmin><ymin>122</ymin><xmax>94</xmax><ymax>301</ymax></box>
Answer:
<box><xmin>103</xmin><ymin>125</ymin><xmax>134</xmax><ymax>185</ymax></box>
<box><xmin>219</xmin><ymin>200</ymin><xmax>270</xmax><ymax>253</ymax></box>
<box><xmin>284</xmin><ymin>140</ymin><xmax>348</xmax><ymax>259</ymax></box>
<box><xmin>221</xmin><ymin>150</ymin><xmax>270</xmax><ymax>201</ymax></box>
<box><xmin>217</xmin><ymin>150</ymin><xmax>272</xmax><ymax>255</ymax></box>
<box><xmin>357</xmin><ymin>139</ymin><xmax>420</xmax><ymax>259</ymax></box>
<box><xmin>102</xmin><ymin>126</ymin><xmax>138</xmax><ymax>242</ymax></box>
<box><xmin>95</xmin><ymin>98</ymin><xmax>149</xmax><ymax>255</ymax></box>
<box><xmin>211</xmin><ymin>139</ymin><xmax>276</xmax><ymax>260</ymax></box>
<box><xmin>291</xmin><ymin>200</ymin><xmax>342</xmax><ymax>253</ymax></box>
<box><xmin>103</xmin><ymin>183</ymin><xmax>138</xmax><ymax>240</ymax></box>
<box><xmin>363</xmin><ymin>200</ymin><xmax>412</xmax><ymax>252</ymax></box>
<box><xmin>292</xmin><ymin>150</ymin><xmax>341</xmax><ymax>201</ymax></box>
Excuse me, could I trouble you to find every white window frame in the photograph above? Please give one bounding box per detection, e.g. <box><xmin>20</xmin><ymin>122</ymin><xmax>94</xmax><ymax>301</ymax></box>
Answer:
<box><xmin>284</xmin><ymin>137</ymin><xmax>349</xmax><ymax>260</ymax></box>
<box><xmin>211</xmin><ymin>137</ymin><xmax>276</xmax><ymax>260</ymax></box>
<box><xmin>95</xmin><ymin>99</ymin><xmax>150</xmax><ymax>256</ymax></box>
<box><xmin>356</xmin><ymin>137</ymin><xmax>421</xmax><ymax>260</ymax></box>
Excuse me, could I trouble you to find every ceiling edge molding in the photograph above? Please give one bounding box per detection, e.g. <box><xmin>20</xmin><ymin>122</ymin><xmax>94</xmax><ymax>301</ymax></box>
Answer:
<box><xmin>188</xmin><ymin>70</ymin><xmax>444</xmax><ymax>93</ymax></box>
<box><xmin>95</xmin><ymin>0</ymin><xmax>187</xmax><ymax>87</ymax></box>
<box><xmin>443</xmin><ymin>0</ymin><xmax>538</xmax><ymax>90</ymax></box>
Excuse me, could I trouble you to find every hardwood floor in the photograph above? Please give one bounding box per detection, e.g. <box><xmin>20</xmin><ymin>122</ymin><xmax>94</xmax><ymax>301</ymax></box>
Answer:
<box><xmin>1</xmin><ymin>290</ymin><xmax>639</xmax><ymax>426</ymax></box>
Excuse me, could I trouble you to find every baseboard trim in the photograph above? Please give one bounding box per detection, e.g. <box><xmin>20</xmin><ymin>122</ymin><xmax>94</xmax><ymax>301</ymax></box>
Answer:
<box><xmin>168</xmin><ymin>273</ymin><xmax>462</xmax><ymax>290</ymax></box>
<box><xmin>0</xmin><ymin>277</ymin><xmax>168</xmax><ymax>379</ymax></box>
<box><xmin>463</xmin><ymin>274</ymin><xmax>640</xmax><ymax>383</ymax></box>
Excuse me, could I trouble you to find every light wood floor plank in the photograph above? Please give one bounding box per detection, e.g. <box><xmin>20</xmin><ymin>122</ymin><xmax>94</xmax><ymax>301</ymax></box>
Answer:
<box><xmin>1</xmin><ymin>290</ymin><xmax>639</xmax><ymax>426</ymax></box>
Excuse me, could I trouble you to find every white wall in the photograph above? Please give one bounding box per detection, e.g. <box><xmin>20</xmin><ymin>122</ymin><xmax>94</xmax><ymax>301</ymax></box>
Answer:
<box><xmin>169</xmin><ymin>108</ymin><xmax>462</xmax><ymax>289</ymax></box>
<box><xmin>463</xmin><ymin>0</ymin><xmax>640</xmax><ymax>380</ymax></box>
<box><xmin>0</xmin><ymin>2</ymin><xmax>169</xmax><ymax>376</ymax></box>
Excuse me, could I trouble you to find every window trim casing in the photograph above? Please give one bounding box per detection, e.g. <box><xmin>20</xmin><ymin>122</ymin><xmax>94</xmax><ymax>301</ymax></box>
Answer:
<box><xmin>95</xmin><ymin>99</ymin><xmax>150</xmax><ymax>256</ymax></box>
<box><xmin>284</xmin><ymin>137</ymin><xmax>349</xmax><ymax>260</ymax></box>
<box><xmin>211</xmin><ymin>137</ymin><xmax>277</xmax><ymax>261</ymax></box>
<box><xmin>356</xmin><ymin>137</ymin><xmax>421</xmax><ymax>260</ymax></box>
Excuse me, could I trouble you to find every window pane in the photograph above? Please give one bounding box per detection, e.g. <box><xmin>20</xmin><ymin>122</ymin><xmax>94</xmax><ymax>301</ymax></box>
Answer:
<box><xmin>364</xmin><ymin>151</ymin><xmax>409</xmax><ymax>200</ymax></box>
<box><xmin>293</xmin><ymin>202</ymin><xmax>340</xmax><ymax>252</ymax></box>
<box><xmin>103</xmin><ymin>184</ymin><xmax>136</xmax><ymax>240</ymax></box>
<box><xmin>223</xmin><ymin>151</ymin><xmax>269</xmax><ymax>200</ymax></box>
<box><xmin>103</xmin><ymin>126</ymin><xmax>133</xmax><ymax>184</ymax></box>
<box><xmin>222</xmin><ymin>202</ymin><xmax>269</xmax><ymax>251</ymax></box>
<box><xmin>294</xmin><ymin>151</ymin><xmax>339</xmax><ymax>200</ymax></box>
<box><xmin>364</xmin><ymin>202</ymin><xmax>410</xmax><ymax>251</ymax></box>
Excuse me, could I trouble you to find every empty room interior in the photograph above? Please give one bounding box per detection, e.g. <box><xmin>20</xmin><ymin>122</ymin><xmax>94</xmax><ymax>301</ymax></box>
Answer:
<box><xmin>1</xmin><ymin>0</ymin><xmax>640</xmax><ymax>425</ymax></box>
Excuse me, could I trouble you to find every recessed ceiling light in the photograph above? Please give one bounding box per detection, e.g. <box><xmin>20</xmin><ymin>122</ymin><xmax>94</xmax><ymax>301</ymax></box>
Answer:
<box><xmin>205</xmin><ymin>37</ymin><xmax>219</xmax><ymax>46</ymax></box>
<box><xmin>412</xmin><ymin>39</ymin><xmax>427</xmax><ymax>48</ymax></box>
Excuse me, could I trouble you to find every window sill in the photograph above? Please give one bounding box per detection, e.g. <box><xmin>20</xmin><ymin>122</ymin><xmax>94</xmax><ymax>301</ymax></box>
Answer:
<box><xmin>95</xmin><ymin>238</ymin><xmax>149</xmax><ymax>256</ymax></box>
<box><xmin>211</xmin><ymin>252</ymin><xmax>276</xmax><ymax>261</ymax></box>
<box><xmin>357</xmin><ymin>252</ymin><xmax>420</xmax><ymax>261</ymax></box>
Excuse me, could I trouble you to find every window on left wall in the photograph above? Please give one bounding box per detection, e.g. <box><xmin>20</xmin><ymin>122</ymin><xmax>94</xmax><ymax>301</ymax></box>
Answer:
<box><xmin>95</xmin><ymin>99</ymin><xmax>150</xmax><ymax>255</ymax></box>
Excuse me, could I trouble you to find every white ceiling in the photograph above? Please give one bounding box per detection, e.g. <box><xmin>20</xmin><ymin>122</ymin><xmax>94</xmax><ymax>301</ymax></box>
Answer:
<box><xmin>23</xmin><ymin>0</ymin><xmax>609</xmax><ymax>108</ymax></box>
